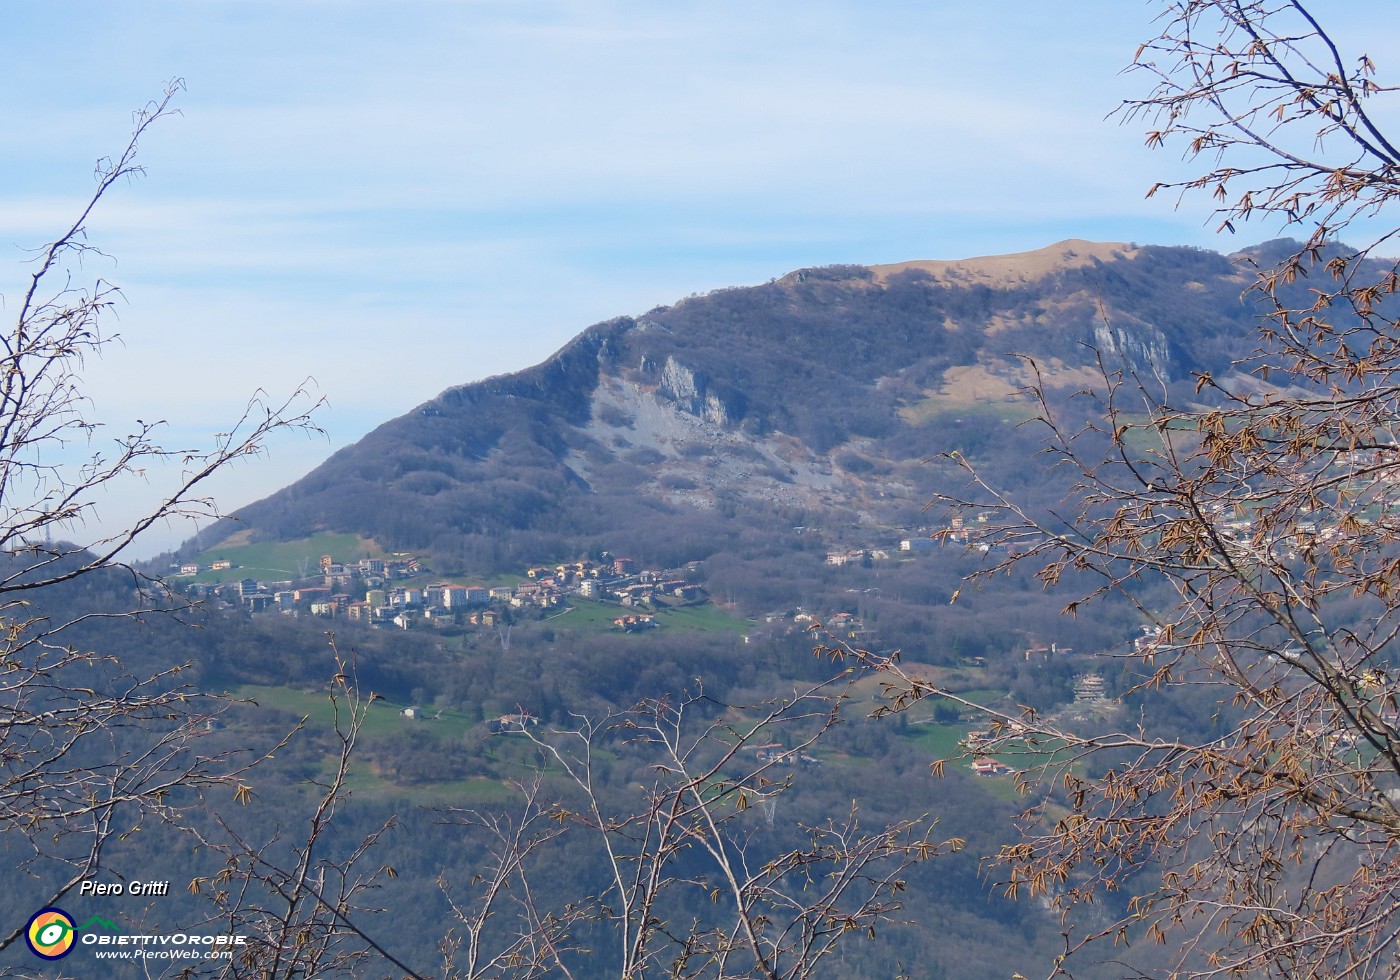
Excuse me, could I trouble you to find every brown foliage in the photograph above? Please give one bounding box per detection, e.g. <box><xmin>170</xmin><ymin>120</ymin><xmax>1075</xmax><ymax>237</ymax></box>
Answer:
<box><xmin>848</xmin><ymin>4</ymin><xmax>1400</xmax><ymax>977</ymax></box>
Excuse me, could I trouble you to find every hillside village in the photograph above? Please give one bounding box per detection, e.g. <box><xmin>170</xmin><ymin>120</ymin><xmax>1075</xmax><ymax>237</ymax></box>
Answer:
<box><xmin>176</xmin><ymin>551</ymin><xmax>709</xmax><ymax>631</ymax></box>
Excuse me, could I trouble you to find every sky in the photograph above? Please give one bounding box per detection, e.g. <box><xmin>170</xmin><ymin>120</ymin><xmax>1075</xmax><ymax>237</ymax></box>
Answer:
<box><xmin>0</xmin><ymin>1</ymin><xmax>1391</xmax><ymax>557</ymax></box>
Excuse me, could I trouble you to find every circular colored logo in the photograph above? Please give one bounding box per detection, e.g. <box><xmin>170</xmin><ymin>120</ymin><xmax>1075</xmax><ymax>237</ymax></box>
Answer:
<box><xmin>25</xmin><ymin>908</ymin><xmax>75</xmax><ymax>960</ymax></box>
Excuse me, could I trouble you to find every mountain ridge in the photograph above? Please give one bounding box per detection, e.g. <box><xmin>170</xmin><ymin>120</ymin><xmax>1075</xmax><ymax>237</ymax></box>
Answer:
<box><xmin>202</xmin><ymin>239</ymin><xmax>1299</xmax><ymax>574</ymax></box>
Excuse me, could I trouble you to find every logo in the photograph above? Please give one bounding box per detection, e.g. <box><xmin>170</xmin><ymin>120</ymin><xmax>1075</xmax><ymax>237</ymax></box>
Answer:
<box><xmin>25</xmin><ymin>908</ymin><xmax>76</xmax><ymax>960</ymax></box>
<box><xmin>20</xmin><ymin>904</ymin><xmax>242</xmax><ymax>961</ymax></box>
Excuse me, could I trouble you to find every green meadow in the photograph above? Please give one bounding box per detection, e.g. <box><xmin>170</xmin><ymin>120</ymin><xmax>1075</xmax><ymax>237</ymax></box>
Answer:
<box><xmin>548</xmin><ymin>598</ymin><xmax>753</xmax><ymax>635</ymax></box>
<box><xmin>189</xmin><ymin>533</ymin><xmax>383</xmax><ymax>582</ymax></box>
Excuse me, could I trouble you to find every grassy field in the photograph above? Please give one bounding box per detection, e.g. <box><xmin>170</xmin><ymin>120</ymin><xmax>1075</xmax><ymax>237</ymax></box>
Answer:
<box><xmin>233</xmin><ymin>683</ymin><xmax>479</xmax><ymax>739</ymax></box>
<box><xmin>548</xmin><ymin>599</ymin><xmax>754</xmax><ymax>635</ymax></box>
<box><xmin>187</xmin><ymin>533</ymin><xmax>383</xmax><ymax>583</ymax></box>
<box><xmin>902</xmin><ymin>720</ymin><xmax>969</xmax><ymax>760</ymax></box>
<box><xmin>654</xmin><ymin>602</ymin><xmax>754</xmax><ymax>634</ymax></box>
<box><xmin>231</xmin><ymin>683</ymin><xmax>535</xmax><ymax>804</ymax></box>
<box><xmin>899</xmin><ymin>395</ymin><xmax>1040</xmax><ymax>427</ymax></box>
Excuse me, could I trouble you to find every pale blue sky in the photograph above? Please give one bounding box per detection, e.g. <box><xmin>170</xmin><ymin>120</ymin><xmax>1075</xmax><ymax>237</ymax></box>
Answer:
<box><xmin>0</xmin><ymin>1</ymin><xmax>1390</xmax><ymax>555</ymax></box>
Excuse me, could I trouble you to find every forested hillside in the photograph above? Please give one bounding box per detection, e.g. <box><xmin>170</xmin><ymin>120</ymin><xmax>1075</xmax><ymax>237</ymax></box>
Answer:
<box><xmin>212</xmin><ymin>239</ymin><xmax>1306</xmax><ymax>580</ymax></box>
<box><xmin>0</xmin><ymin>542</ymin><xmax>1148</xmax><ymax>979</ymax></box>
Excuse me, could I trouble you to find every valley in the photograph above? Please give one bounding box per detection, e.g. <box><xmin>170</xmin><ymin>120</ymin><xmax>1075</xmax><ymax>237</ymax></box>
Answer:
<box><xmin>3</xmin><ymin>237</ymin><xmax>1369</xmax><ymax>979</ymax></box>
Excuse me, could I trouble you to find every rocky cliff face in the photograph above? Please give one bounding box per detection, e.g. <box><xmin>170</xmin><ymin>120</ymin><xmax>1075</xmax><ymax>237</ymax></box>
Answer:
<box><xmin>1092</xmin><ymin>321</ymin><xmax>1174</xmax><ymax>380</ymax></box>
<box><xmin>573</xmin><ymin>371</ymin><xmax>844</xmax><ymax>515</ymax></box>
<box><xmin>658</xmin><ymin>356</ymin><xmax>735</xmax><ymax>427</ymax></box>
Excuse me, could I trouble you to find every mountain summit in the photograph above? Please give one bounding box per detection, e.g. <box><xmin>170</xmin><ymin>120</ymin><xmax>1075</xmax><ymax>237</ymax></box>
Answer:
<box><xmin>209</xmin><ymin>240</ymin><xmax>1282</xmax><ymax>572</ymax></box>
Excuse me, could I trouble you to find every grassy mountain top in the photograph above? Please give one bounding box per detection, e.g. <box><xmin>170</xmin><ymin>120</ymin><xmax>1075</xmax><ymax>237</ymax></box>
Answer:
<box><xmin>869</xmin><ymin>238</ymin><xmax>1144</xmax><ymax>285</ymax></box>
